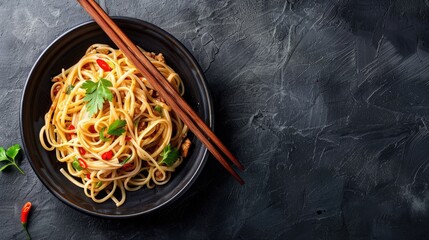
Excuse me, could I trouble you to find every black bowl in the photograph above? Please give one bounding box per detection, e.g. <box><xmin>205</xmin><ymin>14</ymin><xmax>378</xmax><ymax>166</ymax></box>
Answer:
<box><xmin>20</xmin><ymin>17</ymin><xmax>213</xmax><ymax>218</ymax></box>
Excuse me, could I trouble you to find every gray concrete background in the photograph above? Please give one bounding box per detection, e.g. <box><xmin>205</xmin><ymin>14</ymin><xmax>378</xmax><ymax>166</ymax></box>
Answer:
<box><xmin>1</xmin><ymin>0</ymin><xmax>429</xmax><ymax>239</ymax></box>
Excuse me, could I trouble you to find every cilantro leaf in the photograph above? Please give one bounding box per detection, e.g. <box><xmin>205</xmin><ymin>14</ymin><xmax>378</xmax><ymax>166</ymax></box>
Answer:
<box><xmin>6</xmin><ymin>144</ymin><xmax>20</xmax><ymax>160</ymax></box>
<box><xmin>160</xmin><ymin>144</ymin><xmax>180</xmax><ymax>166</ymax></box>
<box><xmin>99</xmin><ymin>127</ymin><xmax>111</xmax><ymax>142</ymax></box>
<box><xmin>81</xmin><ymin>81</ymin><xmax>97</xmax><ymax>93</ymax></box>
<box><xmin>107</xmin><ymin>120</ymin><xmax>126</xmax><ymax>136</ymax></box>
<box><xmin>0</xmin><ymin>147</ymin><xmax>8</xmax><ymax>161</ymax></box>
<box><xmin>81</xmin><ymin>78</ymin><xmax>113</xmax><ymax>115</ymax></box>
<box><xmin>0</xmin><ymin>144</ymin><xmax>24</xmax><ymax>174</ymax></box>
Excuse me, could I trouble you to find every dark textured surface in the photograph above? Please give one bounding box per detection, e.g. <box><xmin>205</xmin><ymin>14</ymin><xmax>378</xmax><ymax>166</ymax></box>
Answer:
<box><xmin>1</xmin><ymin>0</ymin><xmax>429</xmax><ymax>239</ymax></box>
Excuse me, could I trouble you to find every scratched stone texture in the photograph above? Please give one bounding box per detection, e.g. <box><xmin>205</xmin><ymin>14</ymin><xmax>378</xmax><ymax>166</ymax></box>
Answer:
<box><xmin>1</xmin><ymin>0</ymin><xmax>429</xmax><ymax>239</ymax></box>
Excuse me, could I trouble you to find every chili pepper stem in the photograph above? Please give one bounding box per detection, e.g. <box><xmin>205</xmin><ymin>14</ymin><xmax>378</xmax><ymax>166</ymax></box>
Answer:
<box><xmin>22</xmin><ymin>223</ymin><xmax>31</xmax><ymax>240</ymax></box>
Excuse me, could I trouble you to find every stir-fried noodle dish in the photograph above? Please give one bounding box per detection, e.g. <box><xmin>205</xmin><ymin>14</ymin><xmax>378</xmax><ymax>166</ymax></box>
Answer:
<box><xmin>40</xmin><ymin>44</ymin><xmax>192</xmax><ymax>207</ymax></box>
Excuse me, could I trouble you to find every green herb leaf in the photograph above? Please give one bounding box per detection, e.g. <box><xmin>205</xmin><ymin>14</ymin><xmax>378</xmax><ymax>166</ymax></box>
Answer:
<box><xmin>81</xmin><ymin>78</ymin><xmax>113</xmax><ymax>115</ymax></box>
<box><xmin>0</xmin><ymin>163</ymin><xmax>14</xmax><ymax>172</ymax></box>
<box><xmin>99</xmin><ymin>127</ymin><xmax>111</xmax><ymax>142</ymax></box>
<box><xmin>6</xmin><ymin>144</ymin><xmax>20</xmax><ymax>161</ymax></box>
<box><xmin>120</xmin><ymin>156</ymin><xmax>131</xmax><ymax>166</ymax></box>
<box><xmin>107</xmin><ymin>120</ymin><xmax>126</xmax><ymax>136</ymax></box>
<box><xmin>72</xmin><ymin>158</ymin><xmax>82</xmax><ymax>171</ymax></box>
<box><xmin>66</xmin><ymin>85</ymin><xmax>74</xmax><ymax>94</ymax></box>
<box><xmin>0</xmin><ymin>144</ymin><xmax>25</xmax><ymax>174</ymax></box>
<box><xmin>154</xmin><ymin>105</ymin><xmax>162</xmax><ymax>115</ymax></box>
<box><xmin>81</xmin><ymin>80</ymin><xmax>97</xmax><ymax>94</ymax></box>
<box><xmin>0</xmin><ymin>147</ymin><xmax>8</xmax><ymax>161</ymax></box>
<box><xmin>160</xmin><ymin>144</ymin><xmax>180</xmax><ymax>166</ymax></box>
<box><xmin>133</xmin><ymin>119</ymin><xmax>140</xmax><ymax>128</ymax></box>
<box><xmin>95</xmin><ymin>181</ymin><xmax>103</xmax><ymax>188</ymax></box>
<box><xmin>0</xmin><ymin>161</ymin><xmax>24</xmax><ymax>174</ymax></box>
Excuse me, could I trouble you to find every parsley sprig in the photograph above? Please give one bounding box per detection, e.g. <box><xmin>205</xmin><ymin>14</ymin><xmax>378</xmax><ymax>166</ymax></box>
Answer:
<box><xmin>160</xmin><ymin>144</ymin><xmax>180</xmax><ymax>166</ymax></box>
<box><xmin>81</xmin><ymin>78</ymin><xmax>113</xmax><ymax>115</ymax></box>
<box><xmin>0</xmin><ymin>144</ymin><xmax>24</xmax><ymax>174</ymax></box>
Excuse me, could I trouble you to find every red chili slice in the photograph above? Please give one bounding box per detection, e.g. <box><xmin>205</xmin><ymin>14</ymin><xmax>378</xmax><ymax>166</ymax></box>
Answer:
<box><xmin>88</xmin><ymin>125</ymin><xmax>96</xmax><ymax>133</ymax></box>
<box><xmin>79</xmin><ymin>147</ymin><xmax>86</xmax><ymax>155</ymax></box>
<box><xmin>122</xmin><ymin>163</ymin><xmax>133</xmax><ymax>170</ymax></box>
<box><xmin>96</xmin><ymin>59</ymin><xmax>112</xmax><ymax>71</ymax></box>
<box><xmin>125</xmin><ymin>136</ymin><xmax>131</xmax><ymax>141</ymax></box>
<box><xmin>67</xmin><ymin>124</ymin><xmax>76</xmax><ymax>140</ymax></box>
<box><xmin>86</xmin><ymin>173</ymin><xmax>91</xmax><ymax>179</ymax></box>
<box><xmin>78</xmin><ymin>158</ymin><xmax>88</xmax><ymax>169</ymax></box>
<box><xmin>101</xmin><ymin>150</ymin><xmax>114</xmax><ymax>160</ymax></box>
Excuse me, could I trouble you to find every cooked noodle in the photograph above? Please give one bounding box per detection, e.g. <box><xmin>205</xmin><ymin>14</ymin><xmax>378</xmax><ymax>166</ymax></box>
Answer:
<box><xmin>39</xmin><ymin>44</ymin><xmax>189</xmax><ymax>207</ymax></box>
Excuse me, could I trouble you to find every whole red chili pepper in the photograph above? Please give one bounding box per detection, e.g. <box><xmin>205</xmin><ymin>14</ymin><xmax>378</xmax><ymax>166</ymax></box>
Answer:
<box><xmin>96</xmin><ymin>59</ymin><xmax>112</xmax><ymax>71</ymax></box>
<box><xmin>101</xmin><ymin>150</ymin><xmax>114</xmax><ymax>160</ymax></box>
<box><xmin>21</xmin><ymin>202</ymin><xmax>32</xmax><ymax>240</ymax></box>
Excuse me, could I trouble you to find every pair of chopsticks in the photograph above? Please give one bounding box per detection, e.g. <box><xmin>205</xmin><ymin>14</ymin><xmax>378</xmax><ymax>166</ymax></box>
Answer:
<box><xmin>77</xmin><ymin>0</ymin><xmax>245</xmax><ymax>184</ymax></box>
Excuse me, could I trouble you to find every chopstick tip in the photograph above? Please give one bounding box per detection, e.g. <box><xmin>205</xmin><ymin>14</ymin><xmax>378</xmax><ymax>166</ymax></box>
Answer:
<box><xmin>238</xmin><ymin>178</ymin><xmax>245</xmax><ymax>185</ymax></box>
<box><xmin>237</xmin><ymin>163</ymin><xmax>245</xmax><ymax>171</ymax></box>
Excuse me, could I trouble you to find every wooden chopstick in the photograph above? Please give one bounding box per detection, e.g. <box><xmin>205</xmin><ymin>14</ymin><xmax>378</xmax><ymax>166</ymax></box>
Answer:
<box><xmin>82</xmin><ymin>1</ymin><xmax>244</xmax><ymax>170</ymax></box>
<box><xmin>77</xmin><ymin>0</ymin><xmax>245</xmax><ymax>184</ymax></box>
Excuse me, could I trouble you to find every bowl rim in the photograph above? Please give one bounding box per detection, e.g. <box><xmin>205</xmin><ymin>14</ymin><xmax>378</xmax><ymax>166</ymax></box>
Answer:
<box><xmin>20</xmin><ymin>16</ymin><xmax>214</xmax><ymax>218</ymax></box>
